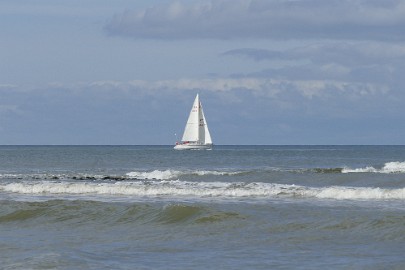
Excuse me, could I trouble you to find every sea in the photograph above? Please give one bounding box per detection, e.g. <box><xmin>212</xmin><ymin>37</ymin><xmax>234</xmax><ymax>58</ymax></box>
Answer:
<box><xmin>0</xmin><ymin>145</ymin><xmax>404</xmax><ymax>269</ymax></box>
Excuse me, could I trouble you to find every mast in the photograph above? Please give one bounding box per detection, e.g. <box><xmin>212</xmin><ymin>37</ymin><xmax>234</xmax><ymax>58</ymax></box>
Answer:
<box><xmin>198</xmin><ymin>99</ymin><xmax>205</xmax><ymax>144</ymax></box>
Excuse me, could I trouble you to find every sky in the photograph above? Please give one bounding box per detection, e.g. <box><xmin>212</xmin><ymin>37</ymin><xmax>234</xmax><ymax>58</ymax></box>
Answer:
<box><xmin>1</xmin><ymin>0</ymin><xmax>405</xmax><ymax>145</ymax></box>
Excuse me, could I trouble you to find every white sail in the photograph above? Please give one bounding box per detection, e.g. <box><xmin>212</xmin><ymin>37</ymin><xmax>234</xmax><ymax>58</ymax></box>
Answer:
<box><xmin>175</xmin><ymin>94</ymin><xmax>213</xmax><ymax>150</ymax></box>
<box><xmin>201</xmin><ymin>106</ymin><xmax>212</xmax><ymax>144</ymax></box>
<box><xmin>181</xmin><ymin>94</ymin><xmax>200</xmax><ymax>142</ymax></box>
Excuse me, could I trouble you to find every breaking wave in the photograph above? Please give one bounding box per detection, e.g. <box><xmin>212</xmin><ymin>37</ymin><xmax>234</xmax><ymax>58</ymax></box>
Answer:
<box><xmin>342</xmin><ymin>161</ymin><xmax>405</xmax><ymax>174</ymax></box>
<box><xmin>1</xmin><ymin>180</ymin><xmax>404</xmax><ymax>201</ymax></box>
<box><xmin>1</xmin><ymin>162</ymin><xmax>405</xmax><ymax>185</ymax></box>
<box><xmin>125</xmin><ymin>169</ymin><xmax>241</xmax><ymax>180</ymax></box>
<box><xmin>0</xmin><ymin>170</ymin><xmax>243</xmax><ymax>181</ymax></box>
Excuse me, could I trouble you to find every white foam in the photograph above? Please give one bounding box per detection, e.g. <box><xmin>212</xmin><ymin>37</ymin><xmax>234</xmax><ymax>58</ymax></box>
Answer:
<box><xmin>342</xmin><ymin>161</ymin><xmax>405</xmax><ymax>174</ymax></box>
<box><xmin>314</xmin><ymin>186</ymin><xmax>405</xmax><ymax>200</ymax></box>
<box><xmin>126</xmin><ymin>170</ymin><xmax>181</xmax><ymax>180</ymax></box>
<box><xmin>125</xmin><ymin>169</ymin><xmax>241</xmax><ymax>180</ymax></box>
<box><xmin>1</xmin><ymin>180</ymin><xmax>404</xmax><ymax>201</ymax></box>
<box><xmin>342</xmin><ymin>166</ymin><xmax>377</xmax><ymax>173</ymax></box>
<box><xmin>381</xmin><ymin>161</ymin><xmax>405</xmax><ymax>173</ymax></box>
<box><xmin>193</xmin><ymin>170</ymin><xmax>241</xmax><ymax>176</ymax></box>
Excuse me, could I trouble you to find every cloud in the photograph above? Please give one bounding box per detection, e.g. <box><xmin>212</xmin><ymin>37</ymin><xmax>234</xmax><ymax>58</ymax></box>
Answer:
<box><xmin>223</xmin><ymin>42</ymin><xmax>405</xmax><ymax>66</ymax></box>
<box><xmin>222</xmin><ymin>41</ymin><xmax>405</xmax><ymax>91</ymax></box>
<box><xmin>129</xmin><ymin>78</ymin><xmax>263</xmax><ymax>92</ymax></box>
<box><xmin>2</xmin><ymin>77</ymin><xmax>390</xmax><ymax>102</ymax></box>
<box><xmin>105</xmin><ymin>0</ymin><xmax>405</xmax><ymax>40</ymax></box>
<box><xmin>75</xmin><ymin>78</ymin><xmax>391</xmax><ymax>104</ymax></box>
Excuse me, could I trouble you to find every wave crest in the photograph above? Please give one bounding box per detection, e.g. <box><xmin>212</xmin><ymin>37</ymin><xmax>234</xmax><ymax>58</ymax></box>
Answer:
<box><xmin>1</xmin><ymin>181</ymin><xmax>404</xmax><ymax>201</ymax></box>
<box><xmin>343</xmin><ymin>161</ymin><xmax>405</xmax><ymax>174</ymax></box>
<box><xmin>125</xmin><ymin>170</ymin><xmax>241</xmax><ymax>180</ymax></box>
<box><xmin>0</xmin><ymin>170</ymin><xmax>242</xmax><ymax>181</ymax></box>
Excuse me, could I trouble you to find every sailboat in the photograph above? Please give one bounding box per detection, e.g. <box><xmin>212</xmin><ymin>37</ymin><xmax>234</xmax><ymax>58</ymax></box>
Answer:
<box><xmin>174</xmin><ymin>94</ymin><xmax>213</xmax><ymax>150</ymax></box>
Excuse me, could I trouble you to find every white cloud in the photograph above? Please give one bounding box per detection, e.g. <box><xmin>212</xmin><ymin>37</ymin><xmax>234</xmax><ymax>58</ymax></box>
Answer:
<box><xmin>79</xmin><ymin>78</ymin><xmax>390</xmax><ymax>102</ymax></box>
<box><xmin>131</xmin><ymin>78</ymin><xmax>263</xmax><ymax>92</ymax></box>
<box><xmin>105</xmin><ymin>0</ymin><xmax>405</xmax><ymax>40</ymax></box>
<box><xmin>223</xmin><ymin>42</ymin><xmax>405</xmax><ymax>66</ymax></box>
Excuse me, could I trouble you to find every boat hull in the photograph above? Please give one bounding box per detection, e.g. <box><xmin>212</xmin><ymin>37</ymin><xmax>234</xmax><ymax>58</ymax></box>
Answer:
<box><xmin>174</xmin><ymin>143</ymin><xmax>213</xmax><ymax>150</ymax></box>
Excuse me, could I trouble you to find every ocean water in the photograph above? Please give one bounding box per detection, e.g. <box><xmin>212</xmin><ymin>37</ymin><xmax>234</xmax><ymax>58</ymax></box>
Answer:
<box><xmin>0</xmin><ymin>145</ymin><xmax>404</xmax><ymax>269</ymax></box>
